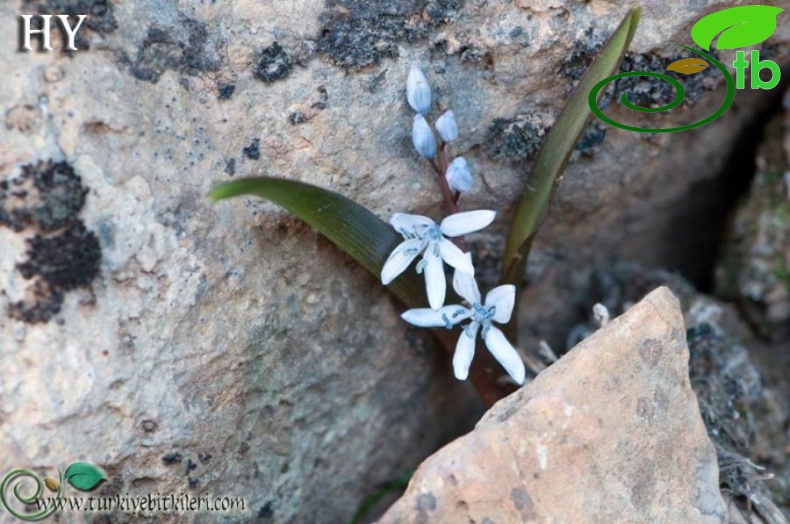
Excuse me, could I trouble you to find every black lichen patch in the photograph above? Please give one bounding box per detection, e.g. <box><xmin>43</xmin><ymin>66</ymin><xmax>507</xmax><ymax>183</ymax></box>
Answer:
<box><xmin>484</xmin><ymin>113</ymin><xmax>551</xmax><ymax>163</ymax></box>
<box><xmin>575</xmin><ymin>122</ymin><xmax>607</xmax><ymax>156</ymax></box>
<box><xmin>18</xmin><ymin>222</ymin><xmax>101</xmax><ymax>291</ymax></box>
<box><xmin>217</xmin><ymin>82</ymin><xmax>236</xmax><ymax>100</ymax></box>
<box><xmin>615</xmin><ymin>50</ymin><xmax>721</xmax><ymax>108</ymax></box>
<box><xmin>316</xmin><ymin>0</ymin><xmax>465</xmax><ymax>70</ymax></box>
<box><xmin>253</xmin><ymin>42</ymin><xmax>293</xmax><ymax>84</ymax></box>
<box><xmin>224</xmin><ymin>158</ymin><xmax>236</xmax><ymax>176</ymax></box>
<box><xmin>243</xmin><ymin>139</ymin><xmax>260</xmax><ymax>160</ymax></box>
<box><xmin>8</xmin><ymin>279</ymin><xmax>64</xmax><ymax>324</ymax></box>
<box><xmin>162</xmin><ymin>453</ymin><xmax>183</xmax><ymax>466</ymax></box>
<box><xmin>0</xmin><ymin>161</ymin><xmax>87</xmax><ymax>233</ymax></box>
<box><xmin>289</xmin><ymin>112</ymin><xmax>308</xmax><ymax>125</ymax></box>
<box><xmin>23</xmin><ymin>0</ymin><xmax>118</xmax><ymax>50</ymax></box>
<box><xmin>257</xmin><ymin>501</ymin><xmax>275</xmax><ymax>520</ymax></box>
<box><xmin>130</xmin><ymin>16</ymin><xmax>222</xmax><ymax>83</ymax></box>
<box><xmin>2</xmin><ymin>160</ymin><xmax>102</xmax><ymax>324</ymax></box>
<box><xmin>559</xmin><ymin>27</ymin><xmax>605</xmax><ymax>83</ymax></box>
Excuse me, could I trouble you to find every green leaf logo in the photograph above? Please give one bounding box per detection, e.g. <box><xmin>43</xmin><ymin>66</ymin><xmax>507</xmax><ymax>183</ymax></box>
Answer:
<box><xmin>691</xmin><ymin>5</ymin><xmax>784</xmax><ymax>51</ymax></box>
<box><xmin>64</xmin><ymin>462</ymin><xmax>107</xmax><ymax>492</ymax></box>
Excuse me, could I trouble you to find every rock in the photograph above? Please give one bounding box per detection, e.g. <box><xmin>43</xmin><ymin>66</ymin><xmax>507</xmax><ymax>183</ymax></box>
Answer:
<box><xmin>379</xmin><ymin>287</ymin><xmax>727</xmax><ymax>523</ymax></box>
<box><xmin>716</xmin><ymin>87</ymin><xmax>790</xmax><ymax>343</ymax></box>
<box><xmin>1</xmin><ymin>0</ymin><xmax>789</xmax><ymax>520</ymax></box>
<box><xmin>533</xmin><ymin>262</ymin><xmax>790</xmax><ymax>522</ymax></box>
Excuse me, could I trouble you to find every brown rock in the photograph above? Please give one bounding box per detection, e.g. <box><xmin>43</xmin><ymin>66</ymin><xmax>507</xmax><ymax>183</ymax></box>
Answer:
<box><xmin>380</xmin><ymin>287</ymin><xmax>726</xmax><ymax>524</ymax></box>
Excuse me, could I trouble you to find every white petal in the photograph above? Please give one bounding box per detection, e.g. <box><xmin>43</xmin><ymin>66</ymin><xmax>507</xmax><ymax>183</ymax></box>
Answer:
<box><xmin>438</xmin><ymin>239</ymin><xmax>474</xmax><ymax>274</ymax></box>
<box><xmin>453</xmin><ymin>323</ymin><xmax>479</xmax><ymax>381</ymax></box>
<box><xmin>440</xmin><ymin>210</ymin><xmax>496</xmax><ymax>237</ymax></box>
<box><xmin>389</xmin><ymin>213</ymin><xmax>435</xmax><ymax>237</ymax></box>
<box><xmin>401</xmin><ymin>305</ymin><xmax>470</xmax><ymax>328</ymax></box>
<box><xmin>483</xmin><ymin>326</ymin><xmax>526</xmax><ymax>385</ymax></box>
<box><xmin>485</xmin><ymin>285</ymin><xmax>516</xmax><ymax>324</ymax></box>
<box><xmin>381</xmin><ymin>238</ymin><xmax>423</xmax><ymax>284</ymax></box>
<box><xmin>424</xmin><ymin>252</ymin><xmax>447</xmax><ymax>309</ymax></box>
<box><xmin>452</xmin><ymin>264</ymin><xmax>481</xmax><ymax>305</ymax></box>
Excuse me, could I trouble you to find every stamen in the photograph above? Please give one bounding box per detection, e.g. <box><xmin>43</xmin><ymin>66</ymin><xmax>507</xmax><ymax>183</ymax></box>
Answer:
<box><xmin>415</xmin><ymin>259</ymin><xmax>427</xmax><ymax>274</ymax></box>
<box><xmin>441</xmin><ymin>313</ymin><xmax>453</xmax><ymax>329</ymax></box>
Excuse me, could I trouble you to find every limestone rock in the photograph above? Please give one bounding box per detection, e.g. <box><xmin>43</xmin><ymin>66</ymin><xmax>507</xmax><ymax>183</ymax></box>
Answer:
<box><xmin>1</xmin><ymin>0</ymin><xmax>789</xmax><ymax>521</ymax></box>
<box><xmin>380</xmin><ymin>287</ymin><xmax>727</xmax><ymax>524</ymax></box>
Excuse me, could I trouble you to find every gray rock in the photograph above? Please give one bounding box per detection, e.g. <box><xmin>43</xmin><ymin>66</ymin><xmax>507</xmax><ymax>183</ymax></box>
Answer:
<box><xmin>1</xmin><ymin>1</ymin><xmax>788</xmax><ymax>521</ymax></box>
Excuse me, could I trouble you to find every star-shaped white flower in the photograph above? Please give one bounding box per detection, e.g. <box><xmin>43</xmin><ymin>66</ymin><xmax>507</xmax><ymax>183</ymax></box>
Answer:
<box><xmin>400</xmin><ymin>263</ymin><xmax>525</xmax><ymax>385</ymax></box>
<box><xmin>381</xmin><ymin>210</ymin><xmax>496</xmax><ymax>309</ymax></box>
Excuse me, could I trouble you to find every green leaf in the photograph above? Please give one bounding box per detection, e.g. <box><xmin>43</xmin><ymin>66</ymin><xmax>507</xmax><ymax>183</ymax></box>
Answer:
<box><xmin>211</xmin><ymin>177</ymin><xmax>427</xmax><ymax>308</ymax></box>
<box><xmin>691</xmin><ymin>6</ymin><xmax>783</xmax><ymax>51</ymax></box>
<box><xmin>64</xmin><ymin>462</ymin><xmax>107</xmax><ymax>492</ymax></box>
<box><xmin>501</xmin><ymin>8</ymin><xmax>641</xmax><ymax>286</ymax></box>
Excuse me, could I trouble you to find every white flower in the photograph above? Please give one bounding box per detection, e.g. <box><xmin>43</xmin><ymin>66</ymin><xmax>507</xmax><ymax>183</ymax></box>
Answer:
<box><xmin>435</xmin><ymin>110</ymin><xmax>458</xmax><ymax>142</ymax></box>
<box><xmin>407</xmin><ymin>65</ymin><xmax>431</xmax><ymax>114</ymax></box>
<box><xmin>412</xmin><ymin>114</ymin><xmax>437</xmax><ymax>159</ymax></box>
<box><xmin>400</xmin><ymin>264</ymin><xmax>525</xmax><ymax>385</ymax></box>
<box><xmin>381</xmin><ymin>210</ymin><xmax>496</xmax><ymax>309</ymax></box>
<box><xmin>445</xmin><ymin>157</ymin><xmax>472</xmax><ymax>193</ymax></box>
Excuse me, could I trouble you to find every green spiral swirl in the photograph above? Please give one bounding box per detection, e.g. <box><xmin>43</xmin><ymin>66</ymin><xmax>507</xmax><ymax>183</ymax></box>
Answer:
<box><xmin>0</xmin><ymin>469</ymin><xmax>63</xmax><ymax>521</ymax></box>
<box><xmin>588</xmin><ymin>45</ymin><xmax>736</xmax><ymax>133</ymax></box>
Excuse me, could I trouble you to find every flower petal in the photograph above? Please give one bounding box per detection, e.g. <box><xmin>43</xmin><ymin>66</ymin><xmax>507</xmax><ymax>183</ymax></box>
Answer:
<box><xmin>381</xmin><ymin>238</ymin><xmax>423</xmax><ymax>284</ymax></box>
<box><xmin>452</xmin><ymin>264</ymin><xmax>481</xmax><ymax>305</ymax></box>
<box><xmin>424</xmin><ymin>252</ymin><xmax>446</xmax><ymax>309</ymax></box>
<box><xmin>440</xmin><ymin>210</ymin><xmax>496</xmax><ymax>237</ymax></box>
<box><xmin>401</xmin><ymin>305</ymin><xmax>470</xmax><ymax>328</ymax></box>
<box><xmin>483</xmin><ymin>326</ymin><xmax>526</xmax><ymax>385</ymax></box>
<box><xmin>389</xmin><ymin>213</ymin><xmax>435</xmax><ymax>237</ymax></box>
<box><xmin>438</xmin><ymin>239</ymin><xmax>474</xmax><ymax>274</ymax></box>
<box><xmin>453</xmin><ymin>323</ymin><xmax>479</xmax><ymax>381</ymax></box>
<box><xmin>485</xmin><ymin>285</ymin><xmax>516</xmax><ymax>324</ymax></box>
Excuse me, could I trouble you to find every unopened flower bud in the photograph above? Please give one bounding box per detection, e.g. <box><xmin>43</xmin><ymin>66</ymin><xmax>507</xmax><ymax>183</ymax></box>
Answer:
<box><xmin>412</xmin><ymin>114</ymin><xmax>437</xmax><ymax>159</ymax></box>
<box><xmin>446</xmin><ymin>157</ymin><xmax>472</xmax><ymax>193</ymax></box>
<box><xmin>435</xmin><ymin>110</ymin><xmax>458</xmax><ymax>142</ymax></box>
<box><xmin>407</xmin><ymin>65</ymin><xmax>431</xmax><ymax>114</ymax></box>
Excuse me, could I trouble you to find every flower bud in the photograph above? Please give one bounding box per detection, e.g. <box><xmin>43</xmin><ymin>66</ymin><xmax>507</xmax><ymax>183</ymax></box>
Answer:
<box><xmin>412</xmin><ymin>114</ymin><xmax>437</xmax><ymax>159</ymax></box>
<box><xmin>445</xmin><ymin>157</ymin><xmax>472</xmax><ymax>193</ymax></box>
<box><xmin>435</xmin><ymin>110</ymin><xmax>458</xmax><ymax>142</ymax></box>
<box><xmin>407</xmin><ymin>65</ymin><xmax>431</xmax><ymax>114</ymax></box>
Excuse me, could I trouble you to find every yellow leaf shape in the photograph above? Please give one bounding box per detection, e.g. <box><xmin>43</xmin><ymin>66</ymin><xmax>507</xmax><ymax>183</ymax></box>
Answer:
<box><xmin>44</xmin><ymin>477</ymin><xmax>60</xmax><ymax>491</ymax></box>
<box><xmin>667</xmin><ymin>57</ymin><xmax>710</xmax><ymax>75</ymax></box>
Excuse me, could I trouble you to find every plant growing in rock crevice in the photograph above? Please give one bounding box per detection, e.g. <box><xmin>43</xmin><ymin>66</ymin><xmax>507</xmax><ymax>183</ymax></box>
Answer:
<box><xmin>211</xmin><ymin>9</ymin><xmax>641</xmax><ymax>407</ymax></box>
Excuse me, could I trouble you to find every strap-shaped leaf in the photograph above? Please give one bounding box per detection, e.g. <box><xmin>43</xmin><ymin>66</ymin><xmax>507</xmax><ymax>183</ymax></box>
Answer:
<box><xmin>501</xmin><ymin>8</ymin><xmax>641</xmax><ymax>286</ymax></box>
<box><xmin>211</xmin><ymin>177</ymin><xmax>427</xmax><ymax>307</ymax></box>
<box><xmin>691</xmin><ymin>5</ymin><xmax>783</xmax><ymax>51</ymax></box>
